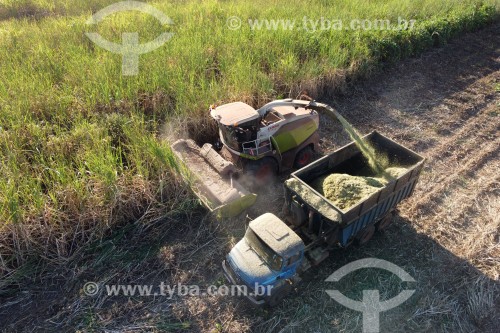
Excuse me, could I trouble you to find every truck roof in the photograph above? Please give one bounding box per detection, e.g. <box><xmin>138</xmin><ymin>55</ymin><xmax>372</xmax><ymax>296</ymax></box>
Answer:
<box><xmin>210</xmin><ymin>102</ymin><xmax>259</xmax><ymax>126</ymax></box>
<box><xmin>249</xmin><ymin>213</ymin><xmax>304</xmax><ymax>258</ymax></box>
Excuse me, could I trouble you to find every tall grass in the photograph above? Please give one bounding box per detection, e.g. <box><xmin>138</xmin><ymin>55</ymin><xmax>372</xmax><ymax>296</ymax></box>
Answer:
<box><xmin>0</xmin><ymin>0</ymin><xmax>498</xmax><ymax>277</ymax></box>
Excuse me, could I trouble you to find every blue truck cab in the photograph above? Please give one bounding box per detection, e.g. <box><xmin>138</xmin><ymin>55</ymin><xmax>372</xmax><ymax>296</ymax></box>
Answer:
<box><xmin>222</xmin><ymin>213</ymin><xmax>305</xmax><ymax>306</ymax></box>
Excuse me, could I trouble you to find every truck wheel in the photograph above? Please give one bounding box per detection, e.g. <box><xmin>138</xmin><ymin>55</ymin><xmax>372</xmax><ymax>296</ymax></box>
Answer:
<box><xmin>267</xmin><ymin>283</ymin><xmax>292</xmax><ymax>307</ymax></box>
<box><xmin>282</xmin><ymin>202</ymin><xmax>290</xmax><ymax>216</ymax></box>
<box><xmin>377</xmin><ymin>211</ymin><xmax>394</xmax><ymax>231</ymax></box>
<box><xmin>245</xmin><ymin>157</ymin><xmax>278</xmax><ymax>187</ymax></box>
<box><xmin>294</xmin><ymin>146</ymin><xmax>314</xmax><ymax>169</ymax></box>
<box><xmin>355</xmin><ymin>225</ymin><xmax>375</xmax><ymax>246</ymax></box>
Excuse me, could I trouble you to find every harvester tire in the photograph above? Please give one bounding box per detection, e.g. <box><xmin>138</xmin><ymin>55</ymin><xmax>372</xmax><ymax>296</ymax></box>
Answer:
<box><xmin>245</xmin><ymin>157</ymin><xmax>278</xmax><ymax>187</ymax></box>
<box><xmin>294</xmin><ymin>146</ymin><xmax>314</xmax><ymax>169</ymax></box>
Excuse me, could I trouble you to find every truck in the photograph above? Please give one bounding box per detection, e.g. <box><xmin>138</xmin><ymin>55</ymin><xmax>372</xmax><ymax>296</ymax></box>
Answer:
<box><xmin>222</xmin><ymin>131</ymin><xmax>425</xmax><ymax>306</ymax></box>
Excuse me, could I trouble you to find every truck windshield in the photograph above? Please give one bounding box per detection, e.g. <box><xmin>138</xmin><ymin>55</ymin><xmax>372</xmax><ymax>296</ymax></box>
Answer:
<box><xmin>245</xmin><ymin>228</ymin><xmax>283</xmax><ymax>271</ymax></box>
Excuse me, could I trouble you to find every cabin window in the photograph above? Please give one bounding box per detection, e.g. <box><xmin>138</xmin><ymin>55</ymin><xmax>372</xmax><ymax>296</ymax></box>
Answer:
<box><xmin>287</xmin><ymin>252</ymin><xmax>301</xmax><ymax>266</ymax></box>
<box><xmin>261</xmin><ymin>110</ymin><xmax>283</xmax><ymax>127</ymax></box>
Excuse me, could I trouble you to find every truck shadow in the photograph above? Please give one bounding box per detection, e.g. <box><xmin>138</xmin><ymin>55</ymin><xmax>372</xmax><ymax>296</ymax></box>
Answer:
<box><xmin>252</xmin><ymin>26</ymin><xmax>500</xmax><ymax>332</ymax></box>
<box><xmin>242</xmin><ymin>50</ymin><xmax>500</xmax><ymax>332</ymax></box>
<box><xmin>267</xmin><ymin>212</ymin><xmax>499</xmax><ymax>333</ymax></box>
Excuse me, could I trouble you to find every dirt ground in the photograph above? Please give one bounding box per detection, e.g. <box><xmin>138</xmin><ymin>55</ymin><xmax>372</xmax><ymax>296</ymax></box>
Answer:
<box><xmin>1</xmin><ymin>25</ymin><xmax>498</xmax><ymax>332</ymax></box>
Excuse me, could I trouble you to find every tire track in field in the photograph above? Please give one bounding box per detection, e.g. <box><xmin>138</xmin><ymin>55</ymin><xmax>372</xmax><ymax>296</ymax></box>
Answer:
<box><xmin>405</xmin><ymin>150</ymin><xmax>499</xmax><ymax>229</ymax></box>
<box><xmin>397</xmin><ymin>71</ymin><xmax>500</xmax><ymax>212</ymax></box>
<box><xmin>408</xmin><ymin>132</ymin><xmax>499</xmax><ymax>215</ymax></box>
<box><xmin>417</xmin><ymin>89</ymin><xmax>499</xmax><ymax>160</ymax></box>
<box><xmin>401</xmin><ymin>146</ymin><xmax>499</xmax><ymax>279</ymax></box>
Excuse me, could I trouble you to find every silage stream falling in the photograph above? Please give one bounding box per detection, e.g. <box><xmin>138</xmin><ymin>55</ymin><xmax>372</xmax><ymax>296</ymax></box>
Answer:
<box><xmin>327</xmin><ymin>107</ymin><xmax>388</xmax><ymax>175</ymax></box>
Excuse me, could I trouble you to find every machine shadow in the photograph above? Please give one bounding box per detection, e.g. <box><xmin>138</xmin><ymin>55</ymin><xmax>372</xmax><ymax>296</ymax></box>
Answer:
<box><xmin>273</xmin><ymin>211</ymin><xmax>499</xmax><ymax>333</ymax></box>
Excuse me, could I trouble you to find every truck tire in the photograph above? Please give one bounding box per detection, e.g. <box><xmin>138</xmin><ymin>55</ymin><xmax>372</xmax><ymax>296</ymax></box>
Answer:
<box><xmin>355</xmin><ymin>225</ymin><xmax>375</xmax><ymax>246</ymax></box>
<box><xmin>245</xmin><ymin>157</ymin><xmax>278</xmax><ymax>187</ymax></box>
<box><xmin>282</xmin><ymin>202</ymin><xmax>290</xmax><ymax>216</ymax></box>
<box><xmin>294</xmin><ymin>146</ymin><xmax>314</xmax><ymax>169</ymax></box>
<box><xmin>267</xmin><ymin>283</ymin><xmax>292</xmax><ymax>307</ymax></box>
<box><xmin>377</xmin><ymin>211</ymin><xmax>395</xmax><ymax>231</ymax></box>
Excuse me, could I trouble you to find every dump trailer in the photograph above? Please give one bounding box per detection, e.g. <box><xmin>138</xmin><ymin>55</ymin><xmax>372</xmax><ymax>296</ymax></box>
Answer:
<box><xmin>222</xmin><ymin>131</ymin><xmax>425</xmax><ymax>306</ymax></box>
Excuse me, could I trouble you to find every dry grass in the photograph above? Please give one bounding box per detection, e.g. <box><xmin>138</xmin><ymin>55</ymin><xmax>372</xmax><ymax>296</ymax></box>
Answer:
<box><xmin>1</xmin><ymin>24</ymin><xmax>498</xmax><ymax>332</ymax></box>
<box><xmin>1</xmin><ymin>3</ymin><xmax>499</xmax><ymax>332</ymax></box>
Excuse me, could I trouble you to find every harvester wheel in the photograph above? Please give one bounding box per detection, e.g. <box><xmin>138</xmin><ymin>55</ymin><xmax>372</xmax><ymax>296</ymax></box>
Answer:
<box><xmin>294</xmin><ymin>146</ymin><xmax>314</xmax><ymax>169</ymax></box>
<box><xmin>245</xmin><ymin>157</ymin><xmax>278</xmax><ymax>187</ymax></box>
<box><xmin>355</xmin><ymin>225</ymin><xmax>375</xmax><ymax>246</ymax></box>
